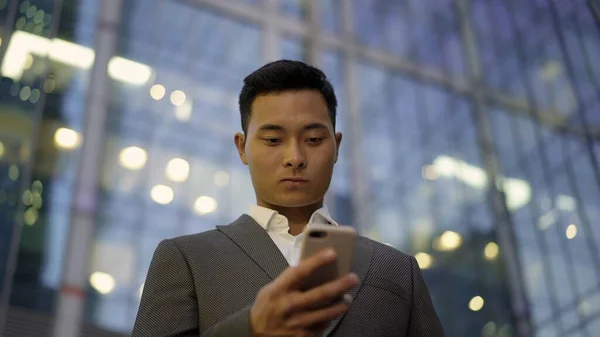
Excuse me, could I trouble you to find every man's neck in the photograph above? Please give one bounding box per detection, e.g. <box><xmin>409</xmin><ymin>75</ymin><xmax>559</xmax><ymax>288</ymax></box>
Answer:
<box><xmin>258</xmin><ymin>201</ymin><xmax>323</xmax><ymax>236</ymax></box>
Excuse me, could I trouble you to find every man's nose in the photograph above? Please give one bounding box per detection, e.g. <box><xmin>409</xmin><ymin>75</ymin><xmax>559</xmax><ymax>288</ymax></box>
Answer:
<box><xmin>283</xmin><ymin>142</ymin><xmax>306</xmax><ymax>168</ymax></box>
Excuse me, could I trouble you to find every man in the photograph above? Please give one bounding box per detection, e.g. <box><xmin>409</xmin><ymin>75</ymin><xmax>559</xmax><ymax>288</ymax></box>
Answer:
<box><xmin>132</xmin><ymin>60</ymin><xmax>444</xmax><ymax>337</ymax></box>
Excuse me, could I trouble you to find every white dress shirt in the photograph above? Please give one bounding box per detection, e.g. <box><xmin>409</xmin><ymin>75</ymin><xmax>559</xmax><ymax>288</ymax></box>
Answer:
<box><xmin>246</xmin><ymin>205</ymin><xmax>339</xmax><ymax>266</ymax></box>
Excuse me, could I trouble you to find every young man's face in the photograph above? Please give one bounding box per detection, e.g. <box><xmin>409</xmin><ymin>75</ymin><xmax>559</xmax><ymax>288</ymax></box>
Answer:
<box><xmin>235</xmin><ymin>89</ymin><xmax>342</xmax><ymax>209</ymax></box>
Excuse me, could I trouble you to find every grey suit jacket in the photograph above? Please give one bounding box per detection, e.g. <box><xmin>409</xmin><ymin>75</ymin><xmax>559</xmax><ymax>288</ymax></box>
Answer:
<box><xmin>132</xmin><ymin>215</ymin><xmax>445</xmax><ymax>337</ymax></box>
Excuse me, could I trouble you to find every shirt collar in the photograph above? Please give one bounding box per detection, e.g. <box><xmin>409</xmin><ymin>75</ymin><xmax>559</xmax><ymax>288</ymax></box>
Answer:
<box><xmin>247</xmin><ymin>204</ymin><xmax>339</xmax><ymax>231</ymax></box>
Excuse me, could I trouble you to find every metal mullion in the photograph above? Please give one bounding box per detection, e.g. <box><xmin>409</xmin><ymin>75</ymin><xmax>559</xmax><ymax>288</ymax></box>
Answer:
<box><xmin>500</xmin><ymin>1</ymin><xmax>595</xmax><ymax>335</ymax></box>
<box><xmin>546</xmin><ymin>0</ymin><xmax>600</xmax><ymax>201</ymax></box>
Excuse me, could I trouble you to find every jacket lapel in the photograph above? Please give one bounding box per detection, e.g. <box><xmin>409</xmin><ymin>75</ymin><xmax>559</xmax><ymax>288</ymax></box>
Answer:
<box><xmin>216</xmin><ymin>214</ymin><xmax>290</xmax><ymax>280</ymax></box>
<box><xmin>324</xmin><ymin>236</ymin><xmax>373</xmax><ymax>337</ymax></box>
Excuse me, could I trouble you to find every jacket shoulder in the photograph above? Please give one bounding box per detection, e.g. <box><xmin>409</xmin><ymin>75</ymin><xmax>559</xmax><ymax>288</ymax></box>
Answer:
<box><xmin>359</xmin><ymin>236</ymin><xmax>415</xmax><ymax>274</ymax></box>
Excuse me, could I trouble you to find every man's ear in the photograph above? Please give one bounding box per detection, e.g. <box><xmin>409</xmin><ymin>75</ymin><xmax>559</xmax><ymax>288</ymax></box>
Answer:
<box><xmin>334</xmin><ymin>132</ymin><xmax>343</xmax><ymax>163</ymax></box>
<box><xmin>234</xmin><ymin>133</ymin><xmax>248</xmax><ymax>165</ymax></box>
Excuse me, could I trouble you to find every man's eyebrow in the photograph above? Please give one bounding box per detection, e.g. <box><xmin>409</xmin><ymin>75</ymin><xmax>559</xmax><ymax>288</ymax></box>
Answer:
<box><xmin>257</xmin><ymin>124</ymin><xmax>284</xmax><ymax>132</ymax></box>
<box><xmin>303</xmin><ymin>123</ymin><xmax>328</xmax><ymax>130</ymax></box>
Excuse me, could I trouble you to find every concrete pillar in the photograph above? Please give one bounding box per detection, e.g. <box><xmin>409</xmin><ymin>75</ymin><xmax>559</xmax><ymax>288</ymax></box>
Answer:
<box><xmin>52</xmin><ymin>1</ymin><xmax>123</xmax><ymax>336</ymax></box>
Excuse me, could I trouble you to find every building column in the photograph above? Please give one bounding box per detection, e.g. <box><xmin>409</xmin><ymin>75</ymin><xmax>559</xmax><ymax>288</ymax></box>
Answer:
<box><xmin>262</xmin><ymin>0</ymin><xmax>280</xmax><ymax>62</ymax></box>
<box><xmin>455</xmin><ymin>0</ymin><xmax>532</xmax><ymax>336</ymax></box>
<box><xmin>52</xmin><ymin>1</ymin><xmax>123</xmax><ymax>337</ymax></box>
<box><xmin>340</xmin><ymin>0</ymin><xmax>371</xmax><ymax>230</ymax></box>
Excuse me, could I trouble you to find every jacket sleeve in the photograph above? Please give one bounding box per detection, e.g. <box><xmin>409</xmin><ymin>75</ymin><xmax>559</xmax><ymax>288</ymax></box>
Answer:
<box><xmin>132</xmin><ymin>239</ymin><xmax>253</xmax><ymax>337</ymax></box>
<box><xmin>407</xmin><ymin>256</ymin><xmax>446</xmax><ymax>337</ymax></box>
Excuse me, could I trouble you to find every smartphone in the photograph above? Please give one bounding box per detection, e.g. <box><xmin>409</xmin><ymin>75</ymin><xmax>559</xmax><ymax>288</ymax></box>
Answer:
<box><xmin>299</xmin><ymin>224</ymin><xmax>358</xmax><ymax>292</ymax></box>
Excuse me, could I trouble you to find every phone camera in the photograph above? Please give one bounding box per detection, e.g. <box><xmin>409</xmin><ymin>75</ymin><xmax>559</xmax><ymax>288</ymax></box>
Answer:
<box><xmin>309</xmin><ymin>231</ymin><xmax>327</xmax><ymax>238</ymax></box>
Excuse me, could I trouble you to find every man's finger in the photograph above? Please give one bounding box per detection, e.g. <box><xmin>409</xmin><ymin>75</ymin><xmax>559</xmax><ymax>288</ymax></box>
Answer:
<box><xmin>272</xmin><ymin>248</ymin><xmax>337</xmax><ymax>291</ymax></box>
<box><xmin>285</xmin><ymin>301</ymin><xmax>351</xmax><ymax>329</ymax></box>
<box><xmin>284</xmin><ymin>273</ymin><xmax>358</xmax><ymax>314</ymax></box>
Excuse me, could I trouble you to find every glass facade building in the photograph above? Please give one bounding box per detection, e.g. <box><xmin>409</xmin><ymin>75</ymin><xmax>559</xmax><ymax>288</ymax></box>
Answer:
<box><xmin>0</xmin><ymin>0</ymin><xmax>599</xmax><ymax>336</ymax></box>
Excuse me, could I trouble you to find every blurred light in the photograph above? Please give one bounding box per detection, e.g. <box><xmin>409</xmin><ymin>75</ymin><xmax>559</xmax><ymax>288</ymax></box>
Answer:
<box><xmin>433</xmin><ymin>156</ymin><xmax>487</xmax><ymax>189</ymax></box>
<box><xmin>119</xmin><ymin>146</ymin><xmax>147</xmax><ymax>170</ymax></box>
<box><xmin>1</xmin><ymin>31</ymin><xmax>152</xmax><ymax>85</ymax></box>
<box><xmin>32</xmin><ymin>193</ymin><xmax>42</xmax><ymax>209</ymax></box>
<box><xmin>501</xmin><ymin>177</ymin><xmax>531</xmax><ymax>211</ymax></box>
<box><xmin>556</xmin><ymin>194</ymin><xmax>576</xmax><ymax>212</ymax></box>
<box><xmin>151</xmin><ymin>185</ymin><xmax>174</xmax><ymax>205</ymax></box>
<box><xmin>434</xmin><ymin>231</ymin><xmax>462</xmax><ymax>252</ymax></box>
<box><xmin>537</xmin><ymin>210</ymin><xmax>556</xmax><ymax>231</ymax></box>
<box><xmin>23</xmin><ymin>54</ymin><xmax>33</xmax><ymax>69</ymax></box>
<box><xmin>484</xmin><ymin>242</ymin><xmax>499</xmax><ymax>261</ymax></box>
<box><xmin>54</xmin><ymin>127</ymin><xmax>81</xmax><ymax>150</ymax></box>
<box><xmin>108</xmin><ymin>57</ymin><xmax>152</xmax><ymax>85</ymax></box>
<box><xmin>541</xmin><ymin>60</ymin><xmax>561</xmax><ymax>82</ymax></box>
<box><xmin>421</xmin><ymin>165</ymin><xmax>438</xmax><ymax>181</ymax></box>
<box><xmin>469</xmin><ymin>296</ymin><xmax>484</xmax><ymax>312</ymax></box>
<box><xmin>414</xmin><ymin>252</ymin><xmax>433</xmax><ymax>269</ymax></box>
<box><xmin>22</xmin><ymin>190</ymin><xmax>32</xmax><ymax>205</ymax></box>
<box><xmin>0</xmin><ymin>141</ymin><xmax>4</xmax><ymax>158</ymax></box>
<box><xmin>0</xmin><ymin>37</ymin><xmax>2</xmax><ymax>47</ymax></box>
<box><xmin>213</xmin><ymin>171</ymin><xmax>230</xmax><ymax>187</ymax></box>
<box><xmin>166</xmin><ymin>158</ymin><xmax>190</xmax><ymax>182</ymax></box>
<box><xmin>32</xmin><ymin>180</ymin><xmax>43</xmax><ymax>193</ymax></box>
<box><xmin>170</xmin><ymin>90</ymin><xmax>186</xmax><ymax>106</ymax></box>
<box><xmin>43</xmin><ymin>78</ymin><xmax>55</xmax><ymax>93</ymax></box>
<box><xmin>8</xmin><ymin>165</ymin><xmax>19</xmax><ymax>181</ymax></box>
<box><xmin>150</xmin><ymin>84</ymin><xmax>165</xmax><ymax>100</ymax></box>
<box><xmin>19</xmin><ymin>86</ymin><xmax>31</xmax><ymax>101</ymax></box>
<box><xmin>194</xmin><ymin>196</ymin><xmax>217</xmax><ymax>214</ymax></box>
<box><xmin>90</xmin><ymin>272</ymin><xmax>116</xmax><ymax>295</ymax></box>
<box><xmin>566</xmin><ymin>224</ymin><xmax>577</xmax><ymax>239</ymax></box>
<box><xmin>23</xmin><ymin>207</ymin><xmax>38</xmax><ymax>226</ymax></box>
<box><xmin>29</xmin><ymin>89</ymin><xmax>40</xmax><ymax>103</ymax></box>
<box><xmin>482</xmin><ymin>322</ymin><xmax>497</xmax><ymax>336</ymax></box>
<box><xmin>175</xmin><ymin>100</ymin><xmax>193</xmax><ymax>122</ymax></box>
<box><xmin>48</xmin><ymin>38</ymin><xmax>94</xmax><ymax>68</ymax></box>
<box><xmin>578</xmin><ymin>299</ymin><xmax>593</xmax><ymax>316</ymax></box>
<box><xmin>432</xmin><ymin>156</ymin><xmax>531</xmax><ymax>211</ymax></box>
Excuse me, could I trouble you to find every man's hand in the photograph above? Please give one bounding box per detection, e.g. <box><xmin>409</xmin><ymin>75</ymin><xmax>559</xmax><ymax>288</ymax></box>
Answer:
<box><xmin>250</xmin><ymin>249</ymin><xmax>359</xmax><ymax>337</ymax></box>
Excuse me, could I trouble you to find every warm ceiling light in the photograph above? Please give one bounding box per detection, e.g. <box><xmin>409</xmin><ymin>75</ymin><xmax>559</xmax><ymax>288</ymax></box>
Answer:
<box><xmin>194</xmin><ymin>196</ymin><xmax>217</xmax><ymax>214</ymax></box>
<box><xmin>90</xmin><ymin>272</ymin><xmax>116</xmax><ymax>295</ymax></box>
<box><xmin>1</xmin><ymin>30</ymin><xmax>151</xmax><ymax>85</ymax></box>
<box><xmin>150</xmin><ymin>84</ymin><xmax>166</xmax><ymax>100</ymax></box>
<box><xmin>0</xmin><ymin>141</ymin><xmax>5</xmax><ymax>158</ymax></box>
<box><xmin>151</xmin><ymin>185</ymin><xmax>174</xmax><ymax>205</ymax></box>
<box><xmin>434</xmin><ymin>231</ymin><xmax>463</xmax><ymax>252</ymax></box>
<box><xmin>414</xmin><ymin>252</ymin><xmax>433</xmax><ymax>269</ymax></box>
<box><xmin>170</xmin><ymin>90</ymin><xmax>186</xmax><ymax>106</ymax></box>
<box><xmin>119</xmin><ymin>146</ymin><xmax>147</xmax><ymax>170</ymax></box>
<box><xmin>469</xmin><ymin>296</ymin><xmax>484</xmax><ymax>311</ymax></box>
<box><xmin>54</xmin><ymin>127</ymin><xmax>81</xmax><ymax>150</ymax></box>
<box><xmin>484</xmin><ymin>242</ymin><xmax>499</xmax><ymax>260</ymax></box>
<box><xmin>108</xmin><ymin>56</ymin><xmax>152</xmax><ymax>85</ymax></box>
<box><xmin>166</xmin><ymin>158</ymin><xmax>190</xmax><ymax>182</ymax></box>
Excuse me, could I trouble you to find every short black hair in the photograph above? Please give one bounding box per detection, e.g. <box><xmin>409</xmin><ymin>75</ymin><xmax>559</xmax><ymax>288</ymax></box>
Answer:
<box><xmin>238</xmin><ymin>59</ymin><xmax>337</xmax><ymax>134</ymax></box>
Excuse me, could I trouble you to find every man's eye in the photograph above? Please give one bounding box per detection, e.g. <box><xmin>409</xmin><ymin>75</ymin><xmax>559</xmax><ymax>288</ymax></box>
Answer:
<box><xmin>264</xmin><ymin>138</ymin><xmax>281</xmax><ymax>145</ymax></box>
<box><xmin>307</xmin><ymin>137</ymin><xmax>324</xmax><ymax>144</ymax></box>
